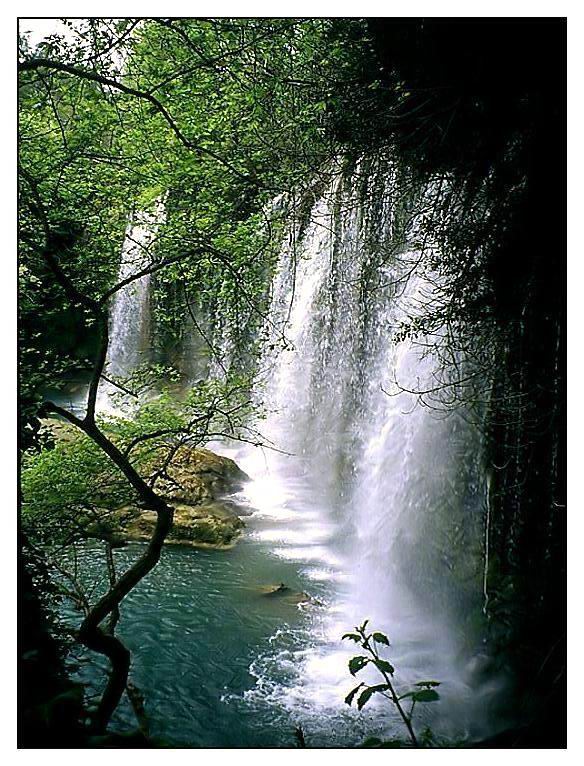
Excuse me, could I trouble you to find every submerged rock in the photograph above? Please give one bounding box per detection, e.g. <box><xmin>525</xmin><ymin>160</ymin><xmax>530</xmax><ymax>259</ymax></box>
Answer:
<box><xmin>260</xmin><ymin>582</ymin><xmax>292</xmax><ymax>596</ymax></box>
<box><xmin>258</xmin><ymin>583</ymin><xmax>318</xmax><ymax>606</ymax></box>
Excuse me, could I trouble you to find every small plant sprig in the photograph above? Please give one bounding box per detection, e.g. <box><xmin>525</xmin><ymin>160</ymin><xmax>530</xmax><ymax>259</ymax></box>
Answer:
<box><xmin>342</xmin><ymin>620</ymin><xmax>441</xmax><ymax>748</ymax></box>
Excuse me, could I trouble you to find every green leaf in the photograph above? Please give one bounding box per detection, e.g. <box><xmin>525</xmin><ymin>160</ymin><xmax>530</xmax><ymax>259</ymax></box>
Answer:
<box><xmin>415</xmin><ymin>680</ymin><xmax>441</xmax><ymax>688</ymax></box>
<box><xmin>372</xmin><ymin>631</ymin><xmax>390</xmax><ymax>646</ymax></box>
<box><xmin>356</xmin><ymin>686</ymin><xmax>376</xmax><ymax>710</ymax></box>
<box><xmin>373</xmin><ymin>658</ymin><xmax>395</xmax><ymax>675</ymax></box>
<box><xmin>398</xmin><ymin>691</ymin><xmax>415</xmax><ymax>701</ymax></box>
<box><xmin>357</xmin><ymin>683</ymin><xmax>389</xmax><ymax>710</ymax></box>
<box><xmin>359</xmin><ymin>619</ymin><xmax>369</xmax><ymax>633</ymax></box>
<box><xmin>342</xmin><ymin>632</ymin><xmax>361</xmax><ymax>643</ymax></box>
<box><xmin>348</xmin><ymin>655</ymin><xmax>369</xmax><ymax>676</ymax></box>
<box><xmin>344</xmin><ymin>683</ymin><xmax>364</xmax><ymax>706</ymax></box>
<box><xmin>412</xmin><ymin>689</ymin><xmax>440</xmax><ymax>703</ymax></box>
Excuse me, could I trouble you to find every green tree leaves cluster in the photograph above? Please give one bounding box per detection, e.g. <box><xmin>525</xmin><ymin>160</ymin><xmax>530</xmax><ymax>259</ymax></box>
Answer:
<box><xmin>19</xmin><ymin>18</ymin><xmax>378</xmax><ymax>419</ymax></box>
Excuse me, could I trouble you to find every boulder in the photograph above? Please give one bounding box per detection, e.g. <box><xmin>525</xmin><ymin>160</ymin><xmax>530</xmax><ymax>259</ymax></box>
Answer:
<box><xmin>93</xmin><ymin>445</ymin><xmax>251</xmax><ymax>550</ymax></box>
<box><xmin>117</xmin><ymin>502</ymin><xmax>245</xmax><ymax>550</ymax></box>
<box><xmin>153</xmin><ymin>446</ymin><xmax>249</xmax><ymax>506</ymax></box>
<box><xmin>41</xmin><ymin>420</ymin><xmax>251</xmax><ymax>550</ymax></box>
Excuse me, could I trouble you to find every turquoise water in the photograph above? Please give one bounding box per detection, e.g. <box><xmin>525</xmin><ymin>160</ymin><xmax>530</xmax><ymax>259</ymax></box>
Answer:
<box><xmin>57</xmin><ymin>434</ymin><xmax>500</xmax><ymax>749</ymax></box>
<box><xmin>56</xmin><ymin>424</ymin><xmax>500</xmax><ymax>747</ymax></box>
<box><xmin>53</xmin><ymin>427</ymin><xmax>500</xmax><ymax>748</ymax></box>
<box><xmin>62</xmin><ymin>533</ymin><xmax>386</xmax><ymax>748</ymax></box>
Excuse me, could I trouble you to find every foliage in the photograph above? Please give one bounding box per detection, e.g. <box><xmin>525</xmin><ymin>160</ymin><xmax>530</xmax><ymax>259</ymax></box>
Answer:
<box><xmin>343</xmin><ymin>620</ymin><xmax>441</xmax><ymax>747</ymax></box>
<box><xmin>18</xmin><ymin>18</ymin><xmax>376</xmax><ymax>421</ymax></box>
<box><xmin>21</xmin><ymin>425</ymin><xmax>136</xmax><ymax>545</ymax></box>
<box><xmin>21</xmin><ymin>375</ymin><xmax>255</xmax><ymax>547</ymax></box>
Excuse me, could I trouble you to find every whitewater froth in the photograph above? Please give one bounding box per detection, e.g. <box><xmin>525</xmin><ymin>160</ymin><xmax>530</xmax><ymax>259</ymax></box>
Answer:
<box><xmin>226</xmin><ymin>158</ymin><xmax>491</xmax><ymax>740</ymax></box>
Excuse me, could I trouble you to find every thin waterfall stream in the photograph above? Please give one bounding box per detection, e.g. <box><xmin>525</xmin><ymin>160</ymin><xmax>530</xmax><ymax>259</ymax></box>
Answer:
<box><xmin>98</xmin><ymin>199</ymin><xmax>166</xmax><ymax>411</ymax></box>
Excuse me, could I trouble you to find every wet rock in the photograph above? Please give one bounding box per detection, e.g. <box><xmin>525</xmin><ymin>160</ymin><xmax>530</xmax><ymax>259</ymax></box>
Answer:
<box><xmin>154</xmin><ymin>446</ymin><xmax>249</xmax><ymax>506</ymax></box>
<box><xmin>261</xmin><ymin>582</ymin><xmax>292</xmax><ymax>596</ymax></box>
<box><xmin>98</xmin><ymin>445</ymin><xmax>250</xmax><ymax>550</ymax></box>
<box><xmin>117</xmin><ymin>502</ymin><xmax>245</xmax><ymax>550</ymax></box>
<box><xmin>259</xmin><ymin>583</ymin><xmax>317</xmax><ymax>606</ymax></box>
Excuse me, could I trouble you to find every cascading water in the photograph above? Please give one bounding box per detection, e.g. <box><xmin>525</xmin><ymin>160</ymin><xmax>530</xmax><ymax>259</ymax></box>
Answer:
<box><xmin>98</xmin><ymin>199</ymin><xmax>165</xmax><ymax>409</ymax></box>
<box><xmin>71</xmin><ymin>157</ymin><xmax>503</xmax><ymax>745</ymax></box>
<box><xmin>219</xmin><ymin>157</ymin><xmax>500</xmax><ymax>742</ymax></box>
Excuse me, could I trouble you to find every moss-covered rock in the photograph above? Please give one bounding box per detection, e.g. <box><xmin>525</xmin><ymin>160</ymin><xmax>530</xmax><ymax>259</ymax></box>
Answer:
<box><xmin>116</xmin><ymin>502</ymin><xmax>245</xmax><ymax>550</ymax></box>
<box><xmin>153</xmin><ymin>446</ymin><xmax>249</xmax><ymax>506</ymax></box>
<box><xmin>37</xmin><ymin>419</ymin><xmax>250</xmax><ymax>550</ymax></box>
<box><xmin>108</xmin><ymin>445</ymin><xmax>249</xmax><ymax>549</ymax></box>
<box><xmin>88</xmin><ymin>445</ymin><xmax>250</xmax><ymax>550</ymax></box>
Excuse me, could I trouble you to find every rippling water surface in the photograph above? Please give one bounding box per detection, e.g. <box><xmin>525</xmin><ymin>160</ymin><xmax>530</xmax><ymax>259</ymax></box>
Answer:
<box><xmin>64</xmin><ymin>526</ymin><xmax>384</xmax><ymax>748</ymax></box>
<box><xmin>62</xmin><ymin>438</ymin><xmax>495</xmax><ymax>748</ymax></box>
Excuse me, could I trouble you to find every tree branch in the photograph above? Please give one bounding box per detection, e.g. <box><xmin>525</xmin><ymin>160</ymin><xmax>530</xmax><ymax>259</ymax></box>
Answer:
<box><xmin>19</xmin><ymin>56</ymin><xmax>259</xmax><ymax>186</ymax></box>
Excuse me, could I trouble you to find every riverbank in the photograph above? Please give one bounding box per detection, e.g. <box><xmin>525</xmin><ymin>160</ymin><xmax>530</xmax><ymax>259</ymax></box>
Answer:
<box><xmin>40</xmin><ymin>419</ymin><xmax>252</xmax><ymax>550</ymax></box>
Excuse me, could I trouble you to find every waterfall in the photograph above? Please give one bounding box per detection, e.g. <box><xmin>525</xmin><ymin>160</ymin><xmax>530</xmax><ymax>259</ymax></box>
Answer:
<box><xmin>106</xmin><ymin>201</ymin><xmax>165</xmax><ymax>377</ymax></box>
<box><xmin>222</xmin><ymin>157</ymin><xmax>497</xmax><ymax>740</ymax></box>
<box><xmin>99</xmin><ymin>199</ymin><xmax>165</xmax><ymax>408</ymax></box>
<box><xmin>99</xmin><ymin>159</ymin><xmax>499</xmax><ymax>739</ymax></box>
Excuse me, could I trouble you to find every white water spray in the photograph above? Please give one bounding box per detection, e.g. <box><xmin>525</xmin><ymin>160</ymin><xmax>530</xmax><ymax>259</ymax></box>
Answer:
<box><xmin>223</xmin><ymin>158</ymin><xmax>496</xmax><ymax>739</ymax></box>
<box><xmin>98</xmin><ymin>199</ymin><xmax>165</xmax><ymax>410</ymax></box>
